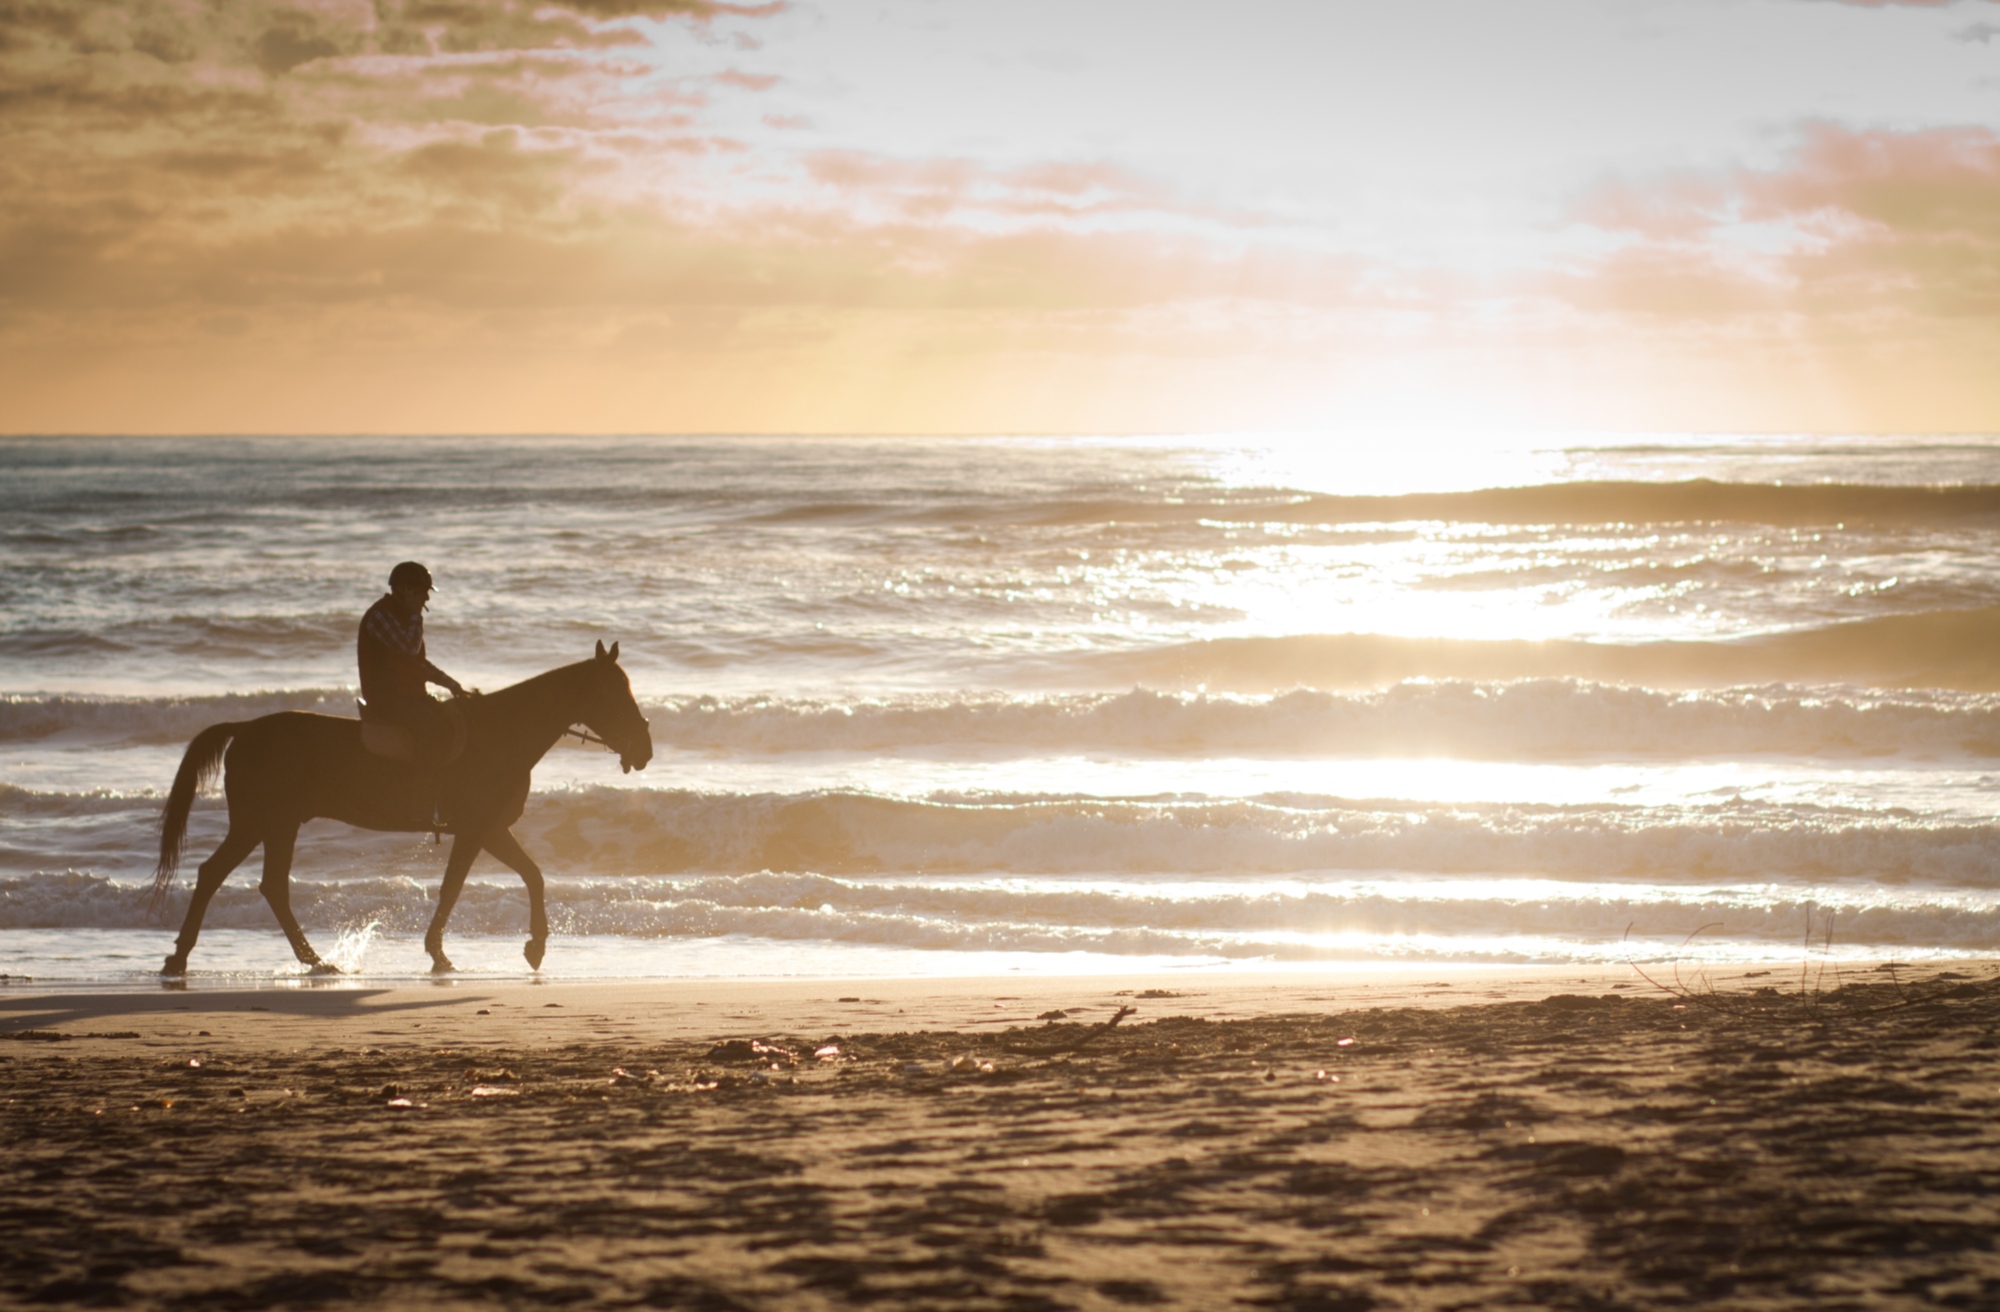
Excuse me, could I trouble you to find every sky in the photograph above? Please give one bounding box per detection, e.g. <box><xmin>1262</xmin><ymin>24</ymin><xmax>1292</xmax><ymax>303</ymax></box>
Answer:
<box><xmin>2</xmin><ymin>0</ymin><xmax>1998</xmax><ymax>436</ymax></box>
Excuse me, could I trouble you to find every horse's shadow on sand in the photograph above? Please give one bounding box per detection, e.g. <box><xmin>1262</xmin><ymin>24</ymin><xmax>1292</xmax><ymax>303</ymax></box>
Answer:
<box><xmin>0</xmin><ymin>985</ymin><xmax>485</xmax><ymax>1034</ymax></box>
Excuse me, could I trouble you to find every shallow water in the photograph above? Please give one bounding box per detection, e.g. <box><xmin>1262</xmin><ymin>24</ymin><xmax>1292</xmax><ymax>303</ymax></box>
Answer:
<box><xmin>5</xmin><ymin>432</ymin><xmax>1999</xmax><ymax>982</ymax></box>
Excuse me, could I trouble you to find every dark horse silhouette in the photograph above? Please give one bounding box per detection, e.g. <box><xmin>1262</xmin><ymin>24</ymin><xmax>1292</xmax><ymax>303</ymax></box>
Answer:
<box><xmin>153</xmin><ymin>641</ymin><xmax>653</xmax><ymax>976</ymax></box>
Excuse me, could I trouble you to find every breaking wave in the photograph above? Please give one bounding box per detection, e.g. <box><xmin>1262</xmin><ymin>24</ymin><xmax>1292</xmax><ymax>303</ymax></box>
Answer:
<box><xmin>12</xmin><ymin>869</ymin><xmax>2000</xmax><ymax>960</ymax></box>
<box><xmin>11</xmin><ymin>680</ymin><xmax>2000</xmax><ymax>758</ymax></box>
<box><xmin>747</xmin><ymin>480</ymin><xmax>2000</xmax><ymax>530</ymax></box>
<box><xmin>1078</xmin><ymin>607</ymin><xmax>2000</xmax><ymax>692</ymax></box>
<box><xmin>10</xmin><ymin>782</ymin><xmax>2000</xmax><ymax>886</ymax></box>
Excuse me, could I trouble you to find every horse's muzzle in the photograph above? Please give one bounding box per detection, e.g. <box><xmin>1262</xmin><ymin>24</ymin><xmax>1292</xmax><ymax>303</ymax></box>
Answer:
<box><xmin>617</xmin><ymin>720</ymin><xmax>653</xmax><ymax>774</ymax></box>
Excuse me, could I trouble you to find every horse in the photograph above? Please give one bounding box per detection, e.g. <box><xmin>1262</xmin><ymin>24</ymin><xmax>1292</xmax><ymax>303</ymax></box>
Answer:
<box><xmin>152</xmin><ymin>640</ymin><xmax>653</xmax><ymax>976</ymax></box>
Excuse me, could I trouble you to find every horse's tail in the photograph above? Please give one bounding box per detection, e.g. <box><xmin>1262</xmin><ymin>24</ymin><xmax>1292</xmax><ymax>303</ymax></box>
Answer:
<box><xmin>149</xmin><ymin>722</ymin><xmax>240</xmax><ymax>919</ymax></box>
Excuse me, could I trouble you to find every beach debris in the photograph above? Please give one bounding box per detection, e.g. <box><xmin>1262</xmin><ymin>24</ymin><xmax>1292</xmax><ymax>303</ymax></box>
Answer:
<box><xmin>466</xmin><ymin>1068</ymin><xmax>518</xmax><ymax>1084</ymax></box>
<box><xmin>611</xmin><ymin>1067</ymin><xmax>666</xmax><ymax>1086</ymax></box>
<box><xmin>470</xmin><ymin>1085</ymin><xmax>518</xmax><ymax>1098</ymax></box>
<box><xmin>1008</xmin><ymin>1005</ymin><xmax>1136</xmax><ymax>1057</ymax></box>
<box><xmin>705</xmin><ymin>1039</ymin><xmax>796</xmax><ymax>1064</ymax></box>
<box><xmin>814</xmin><ymin>1044</ymin><xmax>841</xmax><ymax>1060</ymax></box>
<box><xmin>386</xmin><ymin>1098</ymin><xmax>417</xmax><ymax>1108</ymax></box>
<box><xmin>1038</xmin><ymin>1009</ymin><xmax>1069</xmax><ymax>1021</ymax></box>
<box><xmin>1315</xmin><ymin>1069</ymin><xmax>1339</xmax><ymax>1083</ymax></box>
<box><xmin>476</xmin><ymin>1009</ymin><xmax>490</xmax><ymax>1015</ymax></box>
<box><xmin>1136</xmin><ymin>989</ymin><xmax>1183</xmax><ymax>999</ymax></box>
<box><xmin>188</xmin><ymin>1058</ymin><xmax>202</xmax><ymax>1068</ymax></box>
<box><xmin>946</xmin><ymin>1052</ymin><xmax>994</xmax><ymax>1074</ymax></box>
<box><xmin>901</xmin><ymin>1061</ymin><xmax>933</xmax><ymax>1075</ymax></box>
<box><xmin>1337</xmin><ymin>1037</ymin><xmax>1356</xmax><ymax>1047</ymax></box>
<box><xmin>838</xmin><ymin>996</ymin><xmax>861</xmax><ymax>1003</ymax></box>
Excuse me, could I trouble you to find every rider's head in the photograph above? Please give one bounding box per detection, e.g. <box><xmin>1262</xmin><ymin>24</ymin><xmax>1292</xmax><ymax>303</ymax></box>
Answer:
<box><xmin>388</xmin><ymin>561</ymin><xmax>434</xmax><ymax>614</ymax></box>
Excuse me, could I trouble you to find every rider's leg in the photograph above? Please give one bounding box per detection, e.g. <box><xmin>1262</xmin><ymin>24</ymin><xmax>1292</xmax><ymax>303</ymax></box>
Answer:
<box><xmin>374</xmin><ymin>694</ymin><xmax>449</xmax><ymax>827</ymax></box>
<box><xmin>407</xmin><ymin>697</ymin><xmax>452</xmax><ymax>826</ymax></box>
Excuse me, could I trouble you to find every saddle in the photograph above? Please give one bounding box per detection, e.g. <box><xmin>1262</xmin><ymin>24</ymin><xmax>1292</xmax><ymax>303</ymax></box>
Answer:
<box><xmin>357</xmin><ymin>696</ymin><xmax>470</xmax><ymax>766</ymax></box>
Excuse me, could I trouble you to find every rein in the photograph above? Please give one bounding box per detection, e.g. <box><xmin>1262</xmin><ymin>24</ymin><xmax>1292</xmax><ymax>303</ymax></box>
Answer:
<box><xmin>566</xmin><ymin>726</ymin><xmax>613</xmax><ymax>750</ymax></box>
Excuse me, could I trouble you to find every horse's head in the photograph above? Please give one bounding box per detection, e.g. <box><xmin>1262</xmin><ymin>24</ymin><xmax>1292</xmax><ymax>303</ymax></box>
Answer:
<box><xmin>584</xmin><ymin>640</ymin><xmax>653</xmax><ymax>774</ymax></box>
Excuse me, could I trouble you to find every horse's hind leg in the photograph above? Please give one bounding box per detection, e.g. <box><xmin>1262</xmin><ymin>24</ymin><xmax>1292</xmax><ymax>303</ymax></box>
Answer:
<box><xmin>256</xmin><ymin>824</ymin><xmax>330</xmax><ymax>973</ymax></box>
<box><xmin>163</xmin><ymin>828</ymin><xmax>260</xmax><ymax>975</ymax></box>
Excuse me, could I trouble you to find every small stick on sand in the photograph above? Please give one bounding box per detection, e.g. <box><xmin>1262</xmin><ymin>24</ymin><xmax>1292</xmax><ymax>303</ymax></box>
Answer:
<box><xmin>1007</xmin><ymin>1005</ymin><xmax>1135</xmax><ymax>1056</ymax></box>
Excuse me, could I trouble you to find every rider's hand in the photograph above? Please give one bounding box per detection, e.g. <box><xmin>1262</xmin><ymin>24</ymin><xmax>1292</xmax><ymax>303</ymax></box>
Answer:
<box><xmin>444</xmin><ymin>678</ymin><xmax>467</xmax><ymax>698</ymax></box>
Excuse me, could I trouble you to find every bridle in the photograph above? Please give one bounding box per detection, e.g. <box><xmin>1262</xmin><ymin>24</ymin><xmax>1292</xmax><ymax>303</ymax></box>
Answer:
<box><xmin>566</xmin><ymin>714</ymin><xmax>650</xmax><ymax>772</ymax></box>
<box><xmin>566</xmin><ymin>652</ymin><xmax>652</xmax><ymax>772</ymax></box>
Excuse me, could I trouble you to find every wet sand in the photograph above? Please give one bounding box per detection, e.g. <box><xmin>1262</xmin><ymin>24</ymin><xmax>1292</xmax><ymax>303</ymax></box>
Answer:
<box><xmin>5</xmin><ymin>962</ymin><xmax>2000</xmax><ymax>1310</ymax></box>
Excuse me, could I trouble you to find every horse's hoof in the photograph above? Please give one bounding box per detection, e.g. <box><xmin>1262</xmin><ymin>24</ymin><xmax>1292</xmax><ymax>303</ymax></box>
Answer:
<box><xmin>524</xmin><ymin>938</ymin><xmax>546</xmax><ymax>970</ymax></box>
<box><xmin>160</xmin><ymin>955</ymin><xmax>188</xmax><ymax>977</ymax></box>
<box><xmin>308</xmin><ymin>961</ymin><xmax>342</xmax><ymax>976</ymax></box>
<box><xmin>429</xmin><ymin>957</ymin><xmax>456</xmax><ymax>975</ymax></box>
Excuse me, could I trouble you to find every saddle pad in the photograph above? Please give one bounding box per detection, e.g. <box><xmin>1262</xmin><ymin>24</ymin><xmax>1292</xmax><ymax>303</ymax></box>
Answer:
<box><xmin>356</xmin><ymin>697</ymin><xmax>471</xmax><ymax>764</ymax></box>
<box><xmin>358</xmin><ymin>718</ymin><xmax>418</xmax><ymax>762</ymax></box>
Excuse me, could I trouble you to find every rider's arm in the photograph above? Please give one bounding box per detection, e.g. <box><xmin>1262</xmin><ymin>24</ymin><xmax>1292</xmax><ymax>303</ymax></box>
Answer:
<box><xmin>422</xmin><ymin>660</ymin><xmax>466</xmax><ymax>697</ymax></box>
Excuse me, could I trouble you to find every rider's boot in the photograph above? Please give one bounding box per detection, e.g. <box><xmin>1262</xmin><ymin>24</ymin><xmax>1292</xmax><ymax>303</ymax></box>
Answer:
<box><xmin>428</xmin><ymin>766</ymin><xmax>450</xmax><ymax>836</ymax></box>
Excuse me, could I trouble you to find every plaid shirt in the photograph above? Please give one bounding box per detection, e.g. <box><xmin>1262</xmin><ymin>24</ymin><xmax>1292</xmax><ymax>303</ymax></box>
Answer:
<box><xmin>358</xmin><ymin>594</ymin><xmax>449</xmax><ymax>707</ymax></box>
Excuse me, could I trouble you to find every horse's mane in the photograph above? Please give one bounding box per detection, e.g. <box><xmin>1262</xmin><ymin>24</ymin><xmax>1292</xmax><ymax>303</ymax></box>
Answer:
<box><xmin>476</xmin><ymin>658</ymin><xmax>603</xmax><ymax>713</ymax></box>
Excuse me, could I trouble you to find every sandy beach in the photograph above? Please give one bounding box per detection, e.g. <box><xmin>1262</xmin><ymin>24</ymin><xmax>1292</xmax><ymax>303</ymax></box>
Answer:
<box><xmin>5</xmin><ymin>962</ymin><xmax>1999</xmax><ymax>1310</ymax></box>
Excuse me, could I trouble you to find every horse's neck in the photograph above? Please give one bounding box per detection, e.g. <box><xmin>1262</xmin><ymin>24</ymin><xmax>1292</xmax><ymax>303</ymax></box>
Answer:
<box><xmin>478</xmin><ymin>663</ymin><xmax>594</xmax><ymax>762</ymax></box>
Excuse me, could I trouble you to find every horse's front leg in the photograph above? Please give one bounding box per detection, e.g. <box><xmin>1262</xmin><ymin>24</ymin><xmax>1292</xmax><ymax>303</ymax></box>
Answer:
<box><xmin>424</xmin><ymin>834</ymin><xmax>481</xmax><ymax>974</ymax></box>
<box><xmin>479</xmin><ymin>827</ymin><xmax>548</xmax><ymax>969</ymax></box>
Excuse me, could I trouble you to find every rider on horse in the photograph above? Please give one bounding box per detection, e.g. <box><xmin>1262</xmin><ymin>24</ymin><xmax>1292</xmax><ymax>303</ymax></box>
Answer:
<box><xmin>358</xmin><ymin>560</ymin><xmax>466</xmax><ymax>764</ymax></box>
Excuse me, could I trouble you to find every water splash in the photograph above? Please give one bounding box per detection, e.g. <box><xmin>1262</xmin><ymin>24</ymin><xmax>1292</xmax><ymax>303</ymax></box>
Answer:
<box><xmin>316</xmin><ymin>921</ymin><xmax>382</xmax><ymax>975</ymax></box>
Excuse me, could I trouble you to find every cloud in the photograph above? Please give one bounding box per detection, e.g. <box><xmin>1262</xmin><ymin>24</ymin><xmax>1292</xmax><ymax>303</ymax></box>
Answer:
<box><xmin>3</xmin><ymin>0</ymin><xmax>1997</xmax><ymax>434</ymax></box>
<box><xmin>1565</xmin><ymin>123</ymin><xmax>2000</xmax><ymax>319</ymax></box>
<box><xmin>794</xmin><ymin>150</ymin><xmax>1248</xmax><ymax>231</ymax></box>
<box><xmin>254</xmin><ymin>26</ymin><xmax>339</xmax><ymax>75</ymax></box>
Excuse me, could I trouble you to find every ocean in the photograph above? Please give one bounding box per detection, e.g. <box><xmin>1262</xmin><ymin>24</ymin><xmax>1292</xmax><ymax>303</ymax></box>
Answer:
<box><xmin>5</xmin><ymin>432</ymin><xmax>2000</xmax><ymax>987</ymax></box>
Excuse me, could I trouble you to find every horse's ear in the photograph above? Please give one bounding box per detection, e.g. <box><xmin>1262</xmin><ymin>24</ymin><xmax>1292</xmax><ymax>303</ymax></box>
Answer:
<box><xmin>609</xmin><ymin>641</ymin><xmax>620</xmax><ymax>662</ymax></box>
<box><xmin>595</xmin><ymin>640</ymin><xmax>608</xmax><ymax>660</ymax></box>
